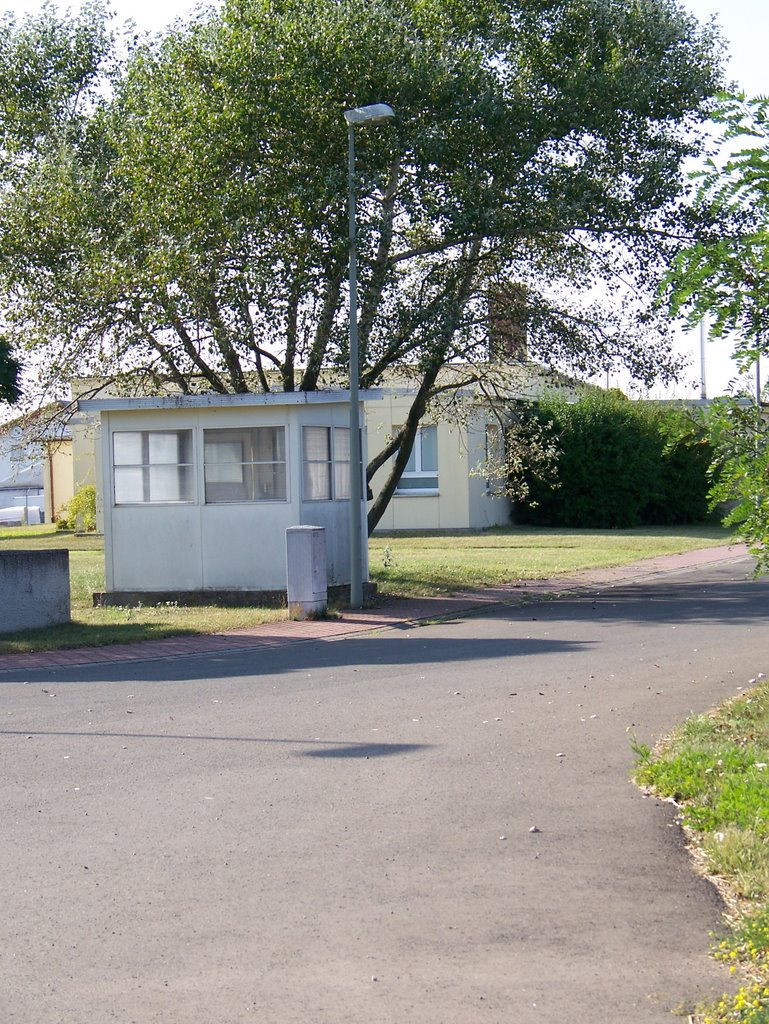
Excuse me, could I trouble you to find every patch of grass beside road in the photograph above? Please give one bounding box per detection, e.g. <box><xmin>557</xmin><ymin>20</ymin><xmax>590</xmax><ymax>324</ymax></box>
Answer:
<box><xmin>634</xmin><ymin>679</ymin><xmax>769</xmax><ymax>1024</ymax></box>
<box><xmin>0</xmin><ymin>522</ymin><xmax>733</xmax><ymax>654</ymax></box>
<box><xmin>368</xmin><ymin>524</ymin><xmax>731</xmax><ymax>597</ymax></box>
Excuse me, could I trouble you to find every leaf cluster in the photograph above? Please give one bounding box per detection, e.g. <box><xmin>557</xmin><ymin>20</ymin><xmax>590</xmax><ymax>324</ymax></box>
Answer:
<box><xmin>705</xmin><ymin>396</ymin><xmax>769</xmax><ymax>573</ymax></box>
<box><xmin>665</xmin><ymin>93</ymin><xmax>769</xmax><ymax>365</ymax></box>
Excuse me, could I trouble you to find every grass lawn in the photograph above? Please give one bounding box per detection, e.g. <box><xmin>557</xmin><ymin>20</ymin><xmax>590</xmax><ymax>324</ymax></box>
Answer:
<box><xmin>634</xmin><ymin>681</ymin><xmax>769</xmax><ymax>1024</ymax></box>
<box><xmin>0</xmin><ymin>521</ymin><xmax>733</xmax><ymax>654</ymax></box>
<box><xmin>368</xmin><ymin>523</ymin><xmax>733</xmax><ymax>597</ymax></box>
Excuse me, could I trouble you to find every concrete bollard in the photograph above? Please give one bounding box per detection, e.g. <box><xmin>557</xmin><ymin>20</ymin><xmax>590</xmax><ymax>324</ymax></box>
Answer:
<box><xmin>286</xmin><ymin>526</ymin><xmax>327</xmax><ymax>620</ymax></box>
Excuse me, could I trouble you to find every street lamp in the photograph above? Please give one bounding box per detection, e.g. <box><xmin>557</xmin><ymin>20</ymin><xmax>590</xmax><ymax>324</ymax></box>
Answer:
<box><xmin>344</xmin><ymin>102</ymin><xmax>395</xmax><ymax>609</ymax></box>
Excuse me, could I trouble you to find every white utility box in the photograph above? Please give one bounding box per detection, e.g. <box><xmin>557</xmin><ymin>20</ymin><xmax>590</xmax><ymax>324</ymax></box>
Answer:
<box><xmin>286</xmin><ymin>525</ymin><xmax>327</xmax><ymax>619</ymax></box>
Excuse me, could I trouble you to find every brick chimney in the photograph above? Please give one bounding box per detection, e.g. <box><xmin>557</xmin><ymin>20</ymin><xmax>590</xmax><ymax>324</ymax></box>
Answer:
<box><xmin>487</xmin><ymin>282</ymin><xmax>528</xmax><ymax>362</ymax></box>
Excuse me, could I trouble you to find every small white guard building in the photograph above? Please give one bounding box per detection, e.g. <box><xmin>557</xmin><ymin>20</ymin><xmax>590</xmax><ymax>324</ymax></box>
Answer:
<box><xmin>79</xmin><ymin>391</ymin><xmax>378</xmax><ymax>602</ymax></box>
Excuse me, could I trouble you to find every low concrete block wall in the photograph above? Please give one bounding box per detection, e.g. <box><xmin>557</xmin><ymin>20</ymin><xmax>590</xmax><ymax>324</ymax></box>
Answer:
<box><xmin>0</xmin><ymin>550</ymin><xmax>71</xmax><ymax>635</ymax></box>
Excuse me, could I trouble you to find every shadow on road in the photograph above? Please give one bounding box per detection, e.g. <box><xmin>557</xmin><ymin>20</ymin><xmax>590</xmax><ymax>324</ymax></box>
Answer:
<box><xmin>0</xmin><ymin>728</ymin><xmax>432</xmax><ymax>758</ymax></box>
<box><xmin>0</xmin><ymin>559</ymin><xmax>766</xmax><ymax>686</ymax></box>
<box><xmin>0</xmin><ymin>635</ymin><xmax>593</xmax><ymax>684</ymax></box>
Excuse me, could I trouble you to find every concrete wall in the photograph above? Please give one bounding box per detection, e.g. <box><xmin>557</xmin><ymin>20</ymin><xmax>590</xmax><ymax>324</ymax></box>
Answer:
<box><xmin>0</xmin><ymin>549</ymin><xmax>71</xmax><ymax>634</ymax></box>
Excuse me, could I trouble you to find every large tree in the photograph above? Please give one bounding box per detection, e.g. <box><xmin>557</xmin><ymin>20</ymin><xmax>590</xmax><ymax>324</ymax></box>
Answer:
<box><xmin>0</xmin><ymin>2</ymin><xmax>112</xmax><ymax>407</ymax></box>
<box><xmin>0</xmin><ymin>0</ymin><xmax>723</xmax><ymax>527</ymax></box>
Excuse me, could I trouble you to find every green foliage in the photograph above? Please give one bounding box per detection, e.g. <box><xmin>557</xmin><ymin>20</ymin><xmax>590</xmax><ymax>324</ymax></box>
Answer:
<box><xmin>471</xmin><ymin>402</ymin><xmax>561</xmax><ymax>506</ymax></box>
<box><xmin>59</xmin><ymin>483</ymin><xmax>97</xmax><ymax>532</ymax></box>
<box><xmin>0</xmin><ymin>4</ymin><xmax>112</xmax><ymax>155</ymax></box>
<box><xmin>665</xmin><ymin>94</ymin><xmax>769</xmax><ymax>356</ymax></box>
<box><xmin>664</xmin><ymin>95</ymin><xmax>769</xmax><ymax>571</ymax></box>
<box><xmin>0</xmin><ymin>3</ymin><xmax>112</xmax><ymax>407</ymax></box>
<box><xmin>514</xmin><ymin>390</ymin><xmax>712</xmax><ymax>528</ymax></box>
<box><xmin>0</xmin><ymin>337</ymin><xmax>19</xmax><ymax>403</ymax></box>
<box><xmin>705</xmin><ymin>397</ymin><xmax>769</xmax><ymax>573</ymax></box>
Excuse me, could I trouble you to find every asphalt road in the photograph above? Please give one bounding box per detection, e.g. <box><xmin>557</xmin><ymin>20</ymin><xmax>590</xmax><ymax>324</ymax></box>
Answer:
<box><xmin>2</xmin><ymin>555</ymin><xmax>768</xmax><ymax>1024</ymax></box>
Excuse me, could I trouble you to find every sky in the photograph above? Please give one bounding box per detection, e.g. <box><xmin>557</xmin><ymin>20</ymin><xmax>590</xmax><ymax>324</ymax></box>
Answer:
<box><xmin>2</xmin><ymin>0</ymin><xmax>767</xmax><ymax>398</ymax></box>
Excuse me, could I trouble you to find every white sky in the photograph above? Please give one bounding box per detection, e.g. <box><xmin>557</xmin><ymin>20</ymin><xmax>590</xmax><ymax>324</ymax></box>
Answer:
<box><xmin>3</xmin><ymin>0</ymin><xmax>767</xmax><ymax>397</ymax></box>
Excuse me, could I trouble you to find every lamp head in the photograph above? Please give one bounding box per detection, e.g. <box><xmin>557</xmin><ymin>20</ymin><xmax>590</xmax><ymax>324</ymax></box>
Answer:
<box><xmin>344</xmin><ymin>103</ymin><xmax>395</xmax><ymax>127</ymax></box>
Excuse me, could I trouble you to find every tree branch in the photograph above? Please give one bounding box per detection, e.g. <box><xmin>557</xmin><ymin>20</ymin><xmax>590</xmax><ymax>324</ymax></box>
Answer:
<box><xmin>299</xmin><ymin>261</ymin><xmax>344</xmax><ymax>392</ymax></box>
<box><xmin>358</xmin><ymin>155</ymin><xmax>401</xmax><ymax>364</ymax></box>
<box><xmin>161</xmin><ymin>297</ymin><xmax>228</xmax><ymax>393</ymax></box>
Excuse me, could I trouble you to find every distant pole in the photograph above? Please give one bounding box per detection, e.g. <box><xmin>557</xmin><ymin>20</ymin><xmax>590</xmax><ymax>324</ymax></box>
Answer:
<box><xmin>756</xmin><ymin>353</ymin><xmax>762</xmax><ymax>407</ymax></box>
<box><xmin>699</xmin><ymin>316</ymin><xmax>707</xmax><ymax>400</ymax></box>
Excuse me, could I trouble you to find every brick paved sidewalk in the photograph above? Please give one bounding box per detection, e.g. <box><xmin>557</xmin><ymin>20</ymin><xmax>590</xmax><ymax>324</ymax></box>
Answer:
<box><xmin>0</xmin><ymin>542</ymin><xmax>749</xmax><ymax>674</ymax></box>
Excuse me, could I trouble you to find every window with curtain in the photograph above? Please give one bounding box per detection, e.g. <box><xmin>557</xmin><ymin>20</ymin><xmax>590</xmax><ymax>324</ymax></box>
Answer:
<box><xmin>204</xmin><ymin>427</ymin><xmax>286</xmax><ymax>502</ymax></box>
<box><xmin>395</xmin><ymin>425</ymin><xmax>439</xmax><ymax>493</ymax></box>
<box><xmin>302</xmin><ymin>426</ymin><xmax>351</xmax><ymax>501</ymax></box>
<box><xmin>113</xmin><ymin>430</ymin><xmax>194</xmax><ymax>504</ymax></box>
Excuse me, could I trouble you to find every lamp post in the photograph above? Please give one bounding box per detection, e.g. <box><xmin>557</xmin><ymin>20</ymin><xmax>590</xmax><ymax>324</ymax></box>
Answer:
<box><xmin>343</xmin><ymin>103</ymin><xmax>394</xmax><ymax>608</ymax></box>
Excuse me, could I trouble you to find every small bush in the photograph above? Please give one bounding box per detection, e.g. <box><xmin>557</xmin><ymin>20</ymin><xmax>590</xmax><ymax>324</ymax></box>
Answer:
<box><xmin>59</xmin><ymin>484</ymin><xmax>97</xmax><ymax>532</ymax></box>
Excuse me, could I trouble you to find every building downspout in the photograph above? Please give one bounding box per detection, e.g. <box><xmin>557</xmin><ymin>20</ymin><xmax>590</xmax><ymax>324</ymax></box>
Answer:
<box><xmin>48</xmin><ymin>446</ymin><xmax>55</xmax><ymax>523</ymax></box>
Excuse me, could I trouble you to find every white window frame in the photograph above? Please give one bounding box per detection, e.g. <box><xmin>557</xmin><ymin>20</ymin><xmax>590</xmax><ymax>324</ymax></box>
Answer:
<box><xmin>112</xmin><ymin>430</ymin><xmax>195</xmax><ymax>505</ymax></box>
<box><xmin>395</xmin><ymin>425</ymin><xmax>439</xmax><ymax>496</ymax></box>
<box><xmin>302</xmin><ymin>425</ymin><xmax>351</xmax><ymax>502</ymax></box>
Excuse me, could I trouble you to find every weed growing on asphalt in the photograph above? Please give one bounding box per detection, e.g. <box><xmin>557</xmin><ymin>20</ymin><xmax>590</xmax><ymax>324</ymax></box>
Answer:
<box><xmin>633</xmin><ymin>677</ymin><xmax>769</xmax><ymax>1024</ymax></box>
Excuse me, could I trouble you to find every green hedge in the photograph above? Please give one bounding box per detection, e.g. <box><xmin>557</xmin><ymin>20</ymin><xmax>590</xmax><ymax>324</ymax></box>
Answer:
<box><xmin>515</xmin><ymin>391</ymin><xmax>712</xmax><ymax>528</ymax></box>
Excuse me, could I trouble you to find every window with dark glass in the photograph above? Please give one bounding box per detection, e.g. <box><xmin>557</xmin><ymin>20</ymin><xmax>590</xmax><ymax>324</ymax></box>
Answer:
<box><xmin>204</xmin><ymin>427</ymin><xmax>286</xmax><ymax>502</ymax></box>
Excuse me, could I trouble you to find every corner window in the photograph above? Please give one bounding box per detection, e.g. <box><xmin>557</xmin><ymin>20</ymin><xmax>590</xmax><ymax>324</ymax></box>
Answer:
<box><xmin>484</xmin><ymin>422</ymin><xmax>506</xmax><ymax>495</ymax></box>
<box><xmin>113</xmin><ymin>430</ymin><xmax>194</xmax><ymax>504</ymax></box>
<box><xmin>204</xmin><ymin>427</ymin><xmax>286</xmax><ymax>502</ymax></box>
<box><xmin>396</xmin><ymin>425</ymin><xmax>438</xmax><ymax>493</ymax></box>
<box><xmin>303</xmin><ymin>426</ymin><xmax>350</xmax><ymax>501</ymax></box>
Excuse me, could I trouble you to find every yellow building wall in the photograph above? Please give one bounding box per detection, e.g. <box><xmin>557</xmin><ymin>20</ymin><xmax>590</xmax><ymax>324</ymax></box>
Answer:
<box><xmin>42</xmin><ymin>417</ymin><xmax>101</xmax><ymax>526</ymax></box>
<box><xmin>366</xmin><ymin>392</ymin><xmax>511</xmax><ymax>532</ymax></box>
<box><xmin>44</xmin><ymin>440</ymin><xmax>75</xmax><ymax>523</ymax></box>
